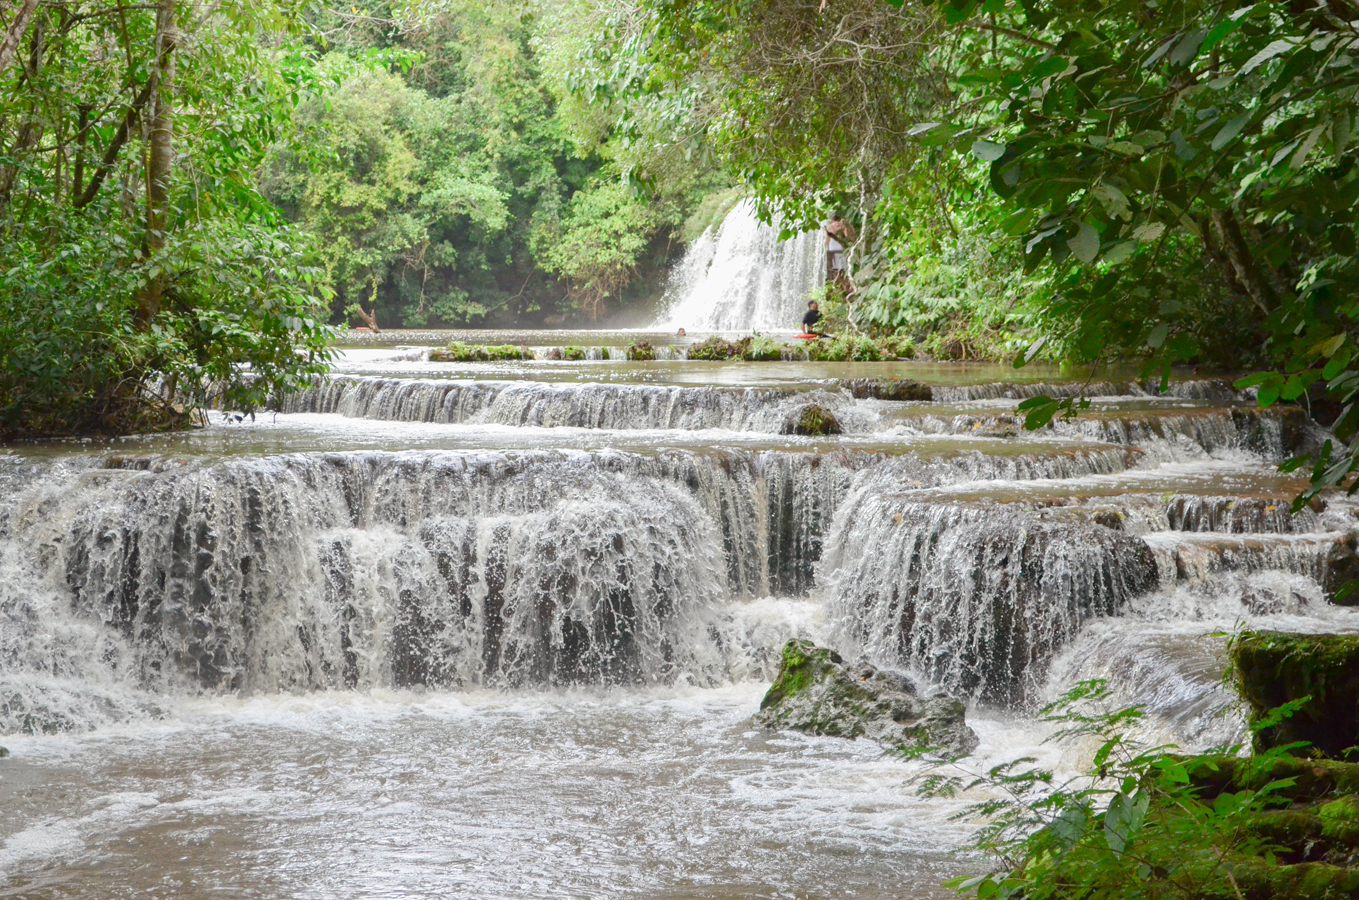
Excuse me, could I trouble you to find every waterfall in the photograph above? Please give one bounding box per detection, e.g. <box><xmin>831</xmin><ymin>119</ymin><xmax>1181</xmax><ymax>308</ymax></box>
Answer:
<box><xmin>656</xmin><ymin>199</ymin><xmax>825</xmax><ymax>332</ymax></box>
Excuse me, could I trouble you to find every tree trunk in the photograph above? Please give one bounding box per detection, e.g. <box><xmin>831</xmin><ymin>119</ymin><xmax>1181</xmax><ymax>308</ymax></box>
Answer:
<box><xmin>139</xmin><ymin>0</ymin><xmax>175</xmax><ymax>329</ymax></box>
<box><xmin>1208</xmin><ymin>209</ymin><xmax>1277</xmax><ymax>317</ymax></box>
<box><xmin>0</xmin><ymin>0</ymin><xmax>39</xmax><ymax>76</ymax></box>
<box><xmin>0</xmin><ymin>10</ymin><xmax>43</xmax><ymax>210</ymax></box>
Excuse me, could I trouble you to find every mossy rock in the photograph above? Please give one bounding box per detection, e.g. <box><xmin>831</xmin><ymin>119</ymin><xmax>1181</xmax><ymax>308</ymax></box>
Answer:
<box><xmin>755</xmin><ymin>639</ymin><xmax>978</xmax><ymax>757</ymax></box>
<box><xmin>1219</xmin><ymin>855</ymin><xmax>1359</xmax><ymax>899</ymax></box>
<box><xmin>0</xmin><ymin>746</ymin><xmax>8</xmax><ymax>758</ymax></box>
<box><xmin>1232</xmin><ymin>631</ymin><xmax>1359</xmax><ymax>758</ymax></box>
<box><xmin>1183</xmin><ymin>754</ymin><xmax>1359</xmax><ymax>801</ymax></box>
<box><xmin>736</xmin><ymin>335</ymin><xmax>784</xmax><ymax>361</ymax></box>
<box><xmin>841</xmin><ymin>378</ymin><xmax>933</xmax><ymax>402</ymax></box>
<box><xmin>626</xmin><ymin>341</ymin><xmax>656</xmax><ymax>361</ymax></box>
<box><xmin>562</xmin><ymin>346</ymin><xmax>587</xmax><ymax>361</ymax></box>
<box><xmin>431</xmin><ymin>341</ymin><xmax>532</xmax><ymax>362</ymax></box>
<box><xmin>687</xmin><ymin>336</ymin><xmax>741</xmax><ymax>360</ymax></box>
<box><xmin>782</xmin><ymin>403</ymin><xmax>842</xmax><ymax>436</ymax></box>
<box><xmin>1323</xmin><ymin>536</ymin><xmax>1359</xmax><ymax>606</ymax></box>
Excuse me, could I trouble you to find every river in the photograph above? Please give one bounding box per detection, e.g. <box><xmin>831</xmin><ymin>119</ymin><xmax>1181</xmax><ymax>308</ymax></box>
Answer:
<box><xmin>2</xmin><ymin>332</ymin><xmax>1357</xmax><ymax>897</ymax></box>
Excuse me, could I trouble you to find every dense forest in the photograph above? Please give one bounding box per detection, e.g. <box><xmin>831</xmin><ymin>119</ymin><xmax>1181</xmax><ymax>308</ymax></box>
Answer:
<box><xmin>1</xmin><ymin>0</ymin><xmax>1357</xmax><ymax>467</ymax></box>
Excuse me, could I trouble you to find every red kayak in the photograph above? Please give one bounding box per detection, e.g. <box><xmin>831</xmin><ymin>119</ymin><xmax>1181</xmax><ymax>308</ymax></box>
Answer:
<box><xmin>795</xmin><ymin>333</ymin><xmax>827</xmax><ymax>339</ymax></box>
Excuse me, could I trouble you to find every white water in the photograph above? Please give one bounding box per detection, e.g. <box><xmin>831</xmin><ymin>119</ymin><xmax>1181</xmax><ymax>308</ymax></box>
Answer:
<box><xmin>658</xmin><ymin>200</ymin><xmax>825</xmax><ymax>332</ymax></box>
<box><xmin>4</xmin><ymin>351</ymin><xmax>1359</xmax><ymax>898</ymax></box>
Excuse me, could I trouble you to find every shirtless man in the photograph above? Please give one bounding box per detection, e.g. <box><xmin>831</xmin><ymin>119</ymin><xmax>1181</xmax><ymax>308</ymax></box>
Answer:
<box><xmin>825</xmin><ymin>214</ymin><xmax>854</xmax><ymax>288</ymax></box>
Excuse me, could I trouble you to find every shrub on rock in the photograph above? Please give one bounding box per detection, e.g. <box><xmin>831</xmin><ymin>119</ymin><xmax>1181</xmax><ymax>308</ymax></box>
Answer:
<box><xmin>783</xmin><ymin>403</ymin><xmax>841</xmax><ymax>436</ymax></box>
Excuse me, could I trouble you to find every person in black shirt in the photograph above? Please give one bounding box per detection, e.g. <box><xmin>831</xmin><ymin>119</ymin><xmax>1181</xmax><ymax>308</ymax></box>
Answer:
<box><xmin>801</xmin><ymin>300</ymin><xmax>823</xmax><ymax>334</ymax></box>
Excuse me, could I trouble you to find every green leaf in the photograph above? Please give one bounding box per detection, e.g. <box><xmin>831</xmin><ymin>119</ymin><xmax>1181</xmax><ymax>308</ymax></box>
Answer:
<box><xmin>1147</xmin><ymin>322</ymin><xmax>1169</xmax><ymax>348</ymax></box>
<box><xmin>1203</xmin><ymin>10</ymin><xmax>1248</xmax><ymax>52</ymax></box>
<box><xmin>1068</xmin><ymin>222</ymin><xmax>1099</xmax><ymax>263</ymax></box>
<box><xmin>1094</xmin><ymin>184</ymin><xmax>1131</xmax><ymax>220</ymax></box>
<box><xmin>1323</xmin><ymin>349</ymin><xmax>1351</xmax><ymax>380</ymax></box>
<box><xmin>1016</xmin><ymin>335</ymin><xmax>1047</xmax><ymax>367</ymax></box>
<box><xmin>971</xmin><ymin>139</ymin><xmax>1007</xmax><ymax>161</ymax></box>
<box><xmin>1211</xmin><ymin>112</ymin><xmax>1252</xmax><ymax>151</ymax></box>
<box><xmin>1238</xmin><ymin>39</ymin><xmax>1297</xmax><ymax>77</ymax></box>
<box><xmin>1316</xmin><ymin>334</ymin><xmax>1346</xmax><ymax>358</ymax></box>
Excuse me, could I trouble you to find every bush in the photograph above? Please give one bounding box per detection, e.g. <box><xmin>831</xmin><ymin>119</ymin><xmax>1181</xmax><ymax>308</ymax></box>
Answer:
<box><xmin>738</xmin><ymin>334</ymin><xmax>784</xmax><ymax>361</ymax></box>
<box><xmin>562</xmin><ymin>346</ymin><xmax>587</xmax><ymax>361</ymax></box>
<box><xmin>808</xmin><ymin>334</ymin><xmax>883</xmax><ymax>362</ymax></box>
<box><xmin>626</xmin><ymin>340</ymin><xmax>656</xmax><ymax>361</ymax></box>
<box><xmin>0</xmin><ymin>213</ymin><xmax>333</xmax><ymax>439</ymax></box>
<box><xmin>921</xmin><ymin>680</ymin><xmax>1359</xmax><ymax>900</ymax></box>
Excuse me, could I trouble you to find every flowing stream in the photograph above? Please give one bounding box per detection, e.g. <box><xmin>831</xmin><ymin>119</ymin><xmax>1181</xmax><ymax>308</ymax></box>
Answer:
<box><xmin>3</xmin><ymin>339</ymin><xmax>1359</xmax><ymax>898</ymax></box>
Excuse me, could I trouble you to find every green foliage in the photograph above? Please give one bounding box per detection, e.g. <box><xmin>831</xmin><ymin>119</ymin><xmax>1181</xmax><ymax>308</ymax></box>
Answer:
<box><xmin>266</xmin><ymin>16</ymin><xmax>570</xmax><ymax>328</ymax></box>
<box><xmin>626</xmin><ymin>340</ymin><xmax>656</xmax><ymax>360</ymax></box>
<box><xmin>562</xmin><ymin>345</ymin><xmax>588</xmax><ymax>360</ymax></box>
<box><xmin>921</xmin><ymin>679</ymin><xmax>1359</xmax><ymax>900</ymax></box>
<box><xmin>0</xmin><ymin>0</ymin><xmax>334</xmax><ymax>438</ymax></box>
<box><xmin>808</xmin><ymin>334</ymin><xmax>883</xmax><ymax>362</ymax></box>
<box><xmin>686</xmin><ymin>333</ymin><xmax>786</xmax><ymax>360</ymax></box>
<box><xmin>540</xmin><ymin>178</ymin><xmax>659</xmax><ymax>320</ymax></box>
<box><xmin>787</xmin><ymin>403</ymin><xmax>841</xmax><ymax>436</ymax></box>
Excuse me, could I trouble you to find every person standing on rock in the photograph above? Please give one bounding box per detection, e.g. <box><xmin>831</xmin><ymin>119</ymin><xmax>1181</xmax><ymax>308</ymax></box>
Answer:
<box><xmin>825</xmin><ymin>214</ymin><xmax>854</xmax><ymax>289</ymax></box>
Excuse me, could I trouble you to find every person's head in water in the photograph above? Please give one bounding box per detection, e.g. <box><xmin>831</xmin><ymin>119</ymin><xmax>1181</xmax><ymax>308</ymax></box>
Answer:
<box><xmin>676</xmin><ymin>327</ymin><xmax>686</xmax><ymax>337</ymax></box>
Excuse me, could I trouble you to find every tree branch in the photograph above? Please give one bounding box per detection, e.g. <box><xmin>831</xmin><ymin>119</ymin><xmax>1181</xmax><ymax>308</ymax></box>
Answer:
<box><xmin>0</xmin><ymin>0</ymin><xmax>39</xmax><ymax>75</ymax></box>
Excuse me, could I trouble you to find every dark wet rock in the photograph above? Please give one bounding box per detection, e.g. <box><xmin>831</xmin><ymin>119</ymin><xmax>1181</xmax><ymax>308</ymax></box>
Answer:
<box><xmin>841</xmin><ymin>378</ymin><xmax>933</xmax><ymax>402</ymax></box>
<box><xmin>1323</xmin><ymin>535</ymin><xmax>1359</xmax><ymax>605</ymax></box>
<box><xmin>782</xmin><ymin>403</ymin><xmax>842</xmax><ymax>436</ymax></box>
<box><xmin>0</xmin><ymin>746</ymin><xmax>8</xmax><ymax>757</ymax></box>
<box><xmin>755</xmin><ymin>640</ymin><xmax>979</xmax><ymax>757</ymax></box>
<box><xmin>1232</xmin><ymin>631</ymin><xmax>1359</xmax><ymax>758</ymax></box>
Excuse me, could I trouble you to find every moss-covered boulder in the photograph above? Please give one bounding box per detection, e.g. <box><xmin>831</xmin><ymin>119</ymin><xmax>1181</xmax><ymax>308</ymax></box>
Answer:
<box><xmin>1323</xmin><ymin>536</ymin><xmax>1359</xmax><ymax>606</ymax></box>
<box><xmin>782</xmin><ymin>403</ymin><xmax>842</xmax><ymax>436</ymax></box>
<box><xmin>1232</xmin><ymin>631</ymin><xmax>1359</xmax><ymax>758</ymax></box>
<box><xmin>687</xmin><ymin>336</ymin><xmax>741</xmax><ymax>360</ymax></box>
<box><xmin>430</xmin><ymin>342</ymin><xmax>532</xmax><ymax>362</ymax></box>
<box><xmin>626</xmin><ymin>341</ymin><xmax>656</xmax><ymax>361</ymax></box>
<box><xmin>0</xmin><ymin>746</ymin><xmax>8</xmax><ymax>757</ymax></box>
<box><xmin>1168</xmin><ymin>754</ymin><xmax>1359</xmax><ymax>893</ymax></box>
<box><xmin>755</xmin><ymin>640</ymin><xmax>979</xmax><ymax>757</ymax></box>
<box><xmin>841</xmin><ymin>378</ymin><xmax>933</xmax><ymax>402</ymax></box>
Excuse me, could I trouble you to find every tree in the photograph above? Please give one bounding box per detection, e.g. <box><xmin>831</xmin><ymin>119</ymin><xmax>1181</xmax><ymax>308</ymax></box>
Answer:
<box><xmin>0</xmin><ymin>0</ymin><xmax>334</xmax><ymax>438</ymax></box>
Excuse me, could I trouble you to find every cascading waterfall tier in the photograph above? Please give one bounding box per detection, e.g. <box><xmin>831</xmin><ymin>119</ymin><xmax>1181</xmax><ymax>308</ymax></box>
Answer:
<box><xmin>3</xmin><ymin>359</ymin><xmax>1355</xmax><ymax>749</ymax></box>
<box><xmin>282</xmin><ymin>376</ymin><xmax>878</xmax><ymax>434</ymax></box>
<box><xmin>0</xmin><ymin>440</ymin><xmax>1145</xmax><ymax>734</ymax></box>
<box><xmin>823</xmin><ymin>497</ymin><xmax>1161</xmax><ymax>704</ymax></box>
<box><xmin>656</xmin><ymin>199</ymin><xmax>825</xmax><ymax>332</ymax></box>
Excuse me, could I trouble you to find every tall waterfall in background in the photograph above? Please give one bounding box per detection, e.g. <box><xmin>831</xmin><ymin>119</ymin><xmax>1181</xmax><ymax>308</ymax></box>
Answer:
<box><xmin>657</xmin><ymin>199</ymin><xmax>825</xmax><ymax>332</ymax></box>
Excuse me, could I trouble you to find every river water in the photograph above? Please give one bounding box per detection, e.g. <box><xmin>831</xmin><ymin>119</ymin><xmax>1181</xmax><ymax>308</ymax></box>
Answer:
<box><xmin>3</xmin><ymin>333</ymin><xmax>1358</xmax><ymax>898</ymax></box>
